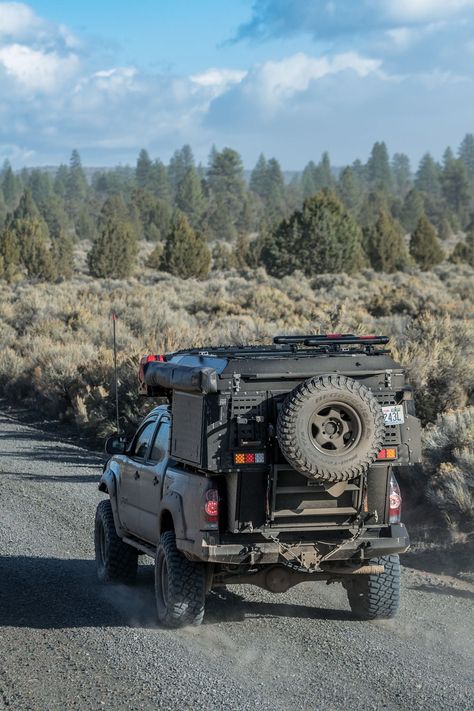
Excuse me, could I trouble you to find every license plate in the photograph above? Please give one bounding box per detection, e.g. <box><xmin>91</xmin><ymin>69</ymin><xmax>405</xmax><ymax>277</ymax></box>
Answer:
<box><xmin>382</xmin><ymin>405</ymin><xmax>404</xmax><ymax>425</ymax></box>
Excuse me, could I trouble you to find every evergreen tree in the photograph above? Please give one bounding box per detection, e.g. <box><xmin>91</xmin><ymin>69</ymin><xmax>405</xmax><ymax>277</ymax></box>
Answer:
<box><xmin>67</xmin><ymin>150</ymin><xmax>88</xmax><ymax>202</ymax></box>
<box><xmin>261</xmin><ymin>192</ymin><xmax>365</xmax><ymax>277</ymax></box>
<box><xmin>207</xmin><ymin>148</ymin><xmax>247</xmax><ymax>238</ymax></box>
<box><xmin>364</xmin><ymin>209</ymin><xmax>410</xmax><ymax>273</ymax></box>
<box><xmin>358</xmin><ymin>190</ymin><xmax>390</xmax><ymax>228</ymax></box>
<box><xmin>450</xmin><ymin>230</ymin><xmax>474</xmax><ymax>267</ymax></box>
<box><xmin>75</xmin><ymin>207</ymin><xmax>97</xmax><ymax>241</ymax></box>
<box><xmin>458</xmin><ymin>133</ymin><xmax>474</xmax><ymax>179</ymax></box>
<box><xmin>136</xmin><ymin>149</ymin><xmax>153</xmax><ymax>190</ymax></box>
<box><xmin>264</xmin><ymin>158</ymin><xmax>287</xmax><ymax>224</ymax></box>
<box><xmin>400</xmin><ymin>188</ymin><xmax>425</xmax><ymax>232</ymax></box>
<box><xmin>1</xmin><ymin>162</ymin><xmax>20</xmax><ymax>208</ymax></box>
<box><xmin>28</xmin><ymin>169</ymin><xmax>53</xmax><ymax>205</ymax></box>
<box><xmin>441</xmin><ymin>157</ymin><xmax>470</xmax><ymax>215</ymax></box>
<box><xmin>409</xmin><ymin>215</ymin><xmax>444</xmax><ymax>270</ymax></box>
<box><xmin>337</xmin><ymin>167</ymin><xmax>363</xmax><ymax>213</ymax></box>
<box><xmin>0</xmin><ymin>222</ymin><xmax>21</xmax><ymax>281</ymax></box>
<box><xmin>87</xmin><ymin>219</ymin><xmax>137</xmax><ymax>278</ymax></box>
<box><xmin>249</xmin><ymin>154</ymin><xmax>268</xmax><ymax>198</ymax></box>
<box><xmin>314</xmin><ymin>152</ymin><xmax>334</xmax><ymax>191</ymax></box>
<box><xmin>437</xmin><ymin>216</ymin><xmax>452</xmax><ymax>241</ymax></box>
<box><xmin>415</xmin><ymin>153</ymin><xmax>441</xmax><ymax>197</ymax></box>
<box><xmin>160</xmin><ymin>213</ymin><xmax>210</xmax><ymax>279</ymax></box>
<box><xmin>366</xmin><ymin>142</ymin><xmax>392</xmax><ymax>191</ymax></box>
<box><xmin>175</xmin><ymin>166</ymin><xmax>205</xmax><ymax>227</ymax></box>
<box><xmin>151</xmin><ymin>159</ymin><xmax>171</xmax><ymax>201</ymax></box>
<box><xmin>54</xmin><ymin>164</ymin><xmax>69</xmax><ymax>198</ymax></box>
<box><xmin>168</xmin><ymin>145</ymin><xmax>195</xmax><ymax>197</ymax></box>
<box><xmin>145</xmin><ymin>241</ymin><xmax>164</xmax><ymax>269</ymax></box>
<box><xmin>301</xmin><ymin>161</ymin><xmax>318</xmax><ymax>198</ymax></box>
<box><xmin>88</xmin><ymin>197</ymin><xmax>138</xmax><ymax>278</ymax></box>
<box><xmin>391</xmin><ymin>153</ymin><xmax>411</xmax><ymax>196</ymax></box>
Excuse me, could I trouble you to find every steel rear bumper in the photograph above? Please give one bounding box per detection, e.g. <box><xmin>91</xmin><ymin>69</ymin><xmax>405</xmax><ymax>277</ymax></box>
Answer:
<box><xmin>178</xmin><ymin>524</ymin><xmax>410</xmax><ymax>564</ymax></box>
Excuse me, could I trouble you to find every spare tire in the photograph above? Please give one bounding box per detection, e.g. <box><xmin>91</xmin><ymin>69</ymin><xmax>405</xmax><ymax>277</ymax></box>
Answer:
<box><xmin>277</xmin><ymin>374</ymin><xmax>385</xmax><ymax>482</ymax></box>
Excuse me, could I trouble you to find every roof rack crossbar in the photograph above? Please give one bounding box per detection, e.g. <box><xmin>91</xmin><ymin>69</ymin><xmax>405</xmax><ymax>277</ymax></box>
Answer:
<box><xmin>274</xmin><ymin>334</ymin><xmax>389</xmax><ymax>347</ymax></box>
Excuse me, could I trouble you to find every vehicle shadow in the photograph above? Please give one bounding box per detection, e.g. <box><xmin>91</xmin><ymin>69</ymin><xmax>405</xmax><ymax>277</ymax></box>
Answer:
<box><xmin>0</xmin><ymin>556</ymin><xmax>351</xmax><ymax>630</ymax></box>
<box><xmin>204</xmin><ymin>588</ymin><xmax>353</xmax><ymax>624</ymax></box>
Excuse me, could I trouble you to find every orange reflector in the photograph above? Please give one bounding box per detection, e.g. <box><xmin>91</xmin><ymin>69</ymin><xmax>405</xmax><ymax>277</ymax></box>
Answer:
<box><xmin>377</xmin><ymin>447</ymin><xmax>398</xmax><ymax>461</ymax></box>
<box><xmin>233</xmin><ymin>452</ymin><xmax>265</xmax><ymax>465</ymax></box>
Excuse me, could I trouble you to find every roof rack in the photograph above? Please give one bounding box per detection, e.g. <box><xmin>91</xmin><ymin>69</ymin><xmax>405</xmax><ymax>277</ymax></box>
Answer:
<box><xmin>274</xmin><ymin>334</ymin><xmax>389</xmax><ymax>347</ymax></box>
<box><xmin>167</xmin><ymin>334</ymin><xmax>390</xmax><ymax>359</ymax></box>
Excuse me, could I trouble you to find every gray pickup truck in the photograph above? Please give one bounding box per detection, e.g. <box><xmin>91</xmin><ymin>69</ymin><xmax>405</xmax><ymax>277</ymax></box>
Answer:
<box><xmin>95</xmin><ymin>334</ymin><xmax>421</xmax><ymax>627</ymax></box>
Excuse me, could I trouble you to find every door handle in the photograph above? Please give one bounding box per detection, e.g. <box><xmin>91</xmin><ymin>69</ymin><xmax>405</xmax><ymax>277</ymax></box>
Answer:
<box><xmin>153</xmin><ymin>476</ymin><xmax>160</xmax><ymax>486</ymax></box>
<box><xmin>134</xmin><ymin>470</ymin><xmax>140</xmax><ymax>480</ymax></box>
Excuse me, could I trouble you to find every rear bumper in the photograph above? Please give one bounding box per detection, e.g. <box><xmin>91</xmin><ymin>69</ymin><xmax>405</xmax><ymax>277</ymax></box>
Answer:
<box><xmin>178</xmin><ymin>524</ymin><xmax>410</xmax><ymax>565</ymax></box>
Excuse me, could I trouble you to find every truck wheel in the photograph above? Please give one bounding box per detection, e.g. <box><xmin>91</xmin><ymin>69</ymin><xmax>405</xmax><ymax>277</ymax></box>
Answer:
<box><xmin>155</xmin><ymin>531</ymin><xmax>206</xmax><ymax>628</ymax></box>
<box><xmin>277</xmin><ymin>374</ymin><xmax>385</xmax><ymax>482</ymax></box>
<box><xmin>94</xmin><ymin>500</ymin><xmax>138</xmax><ymax>584</ymax></box>
<box><xmin>345</xmin><ymin>555</ymin><xmax>400</xmax><ymax>620</ymax></box>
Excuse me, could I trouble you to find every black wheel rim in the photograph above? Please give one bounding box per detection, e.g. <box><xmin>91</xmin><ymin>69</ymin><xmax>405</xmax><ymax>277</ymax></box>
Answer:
<box><xmin>308</xmin><ymin>401</ymin><xmax>362</xmax><ymax>456</ymax></box>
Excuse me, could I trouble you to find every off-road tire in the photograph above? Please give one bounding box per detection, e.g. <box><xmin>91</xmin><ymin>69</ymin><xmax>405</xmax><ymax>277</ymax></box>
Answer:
<box><xmin>277</xmin><ymin>374</ymin><xmax>385</xmax><ymax>482</ymax></box>
<box><xmin>345</xmin><ymin>555</ymin><xmax>401</xmax><ymax>620</ymax></box>
<box><xmin>94</xmin><ymin>500</ymin><xmax>138</xmax><ymax>584</ymax></box>
<box><xmin>155</xmin><ymin>531</ymin><xmax>206</xmax><ymax>628</ymax></box>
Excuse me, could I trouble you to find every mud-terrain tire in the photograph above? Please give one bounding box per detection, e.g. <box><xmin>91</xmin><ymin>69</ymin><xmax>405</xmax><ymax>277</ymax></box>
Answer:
<box><xmin>345</xmin><ymin>555</ymin><xmax>400</xmax><ymax>620</ymax></box>
<box><xmin>277</xmin><ymin>374</ymin><xmax>385</xmax><ymax>482</ymax></box>
<box><xmin>155</xmin><ymin>531</ymin><xmax>206</xmax><ymax>628</ymax></box>
<box><xmin>94</xmin><ymin>500</ymin><xmax>138</xmax><ymax>584</ymax></box>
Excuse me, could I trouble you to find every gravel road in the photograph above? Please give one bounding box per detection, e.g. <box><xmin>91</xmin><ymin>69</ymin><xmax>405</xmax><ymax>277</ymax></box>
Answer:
<box><xmin>0</xmin><ymin>411</ymin><xmax>473</xmax><ymax>711</ymax></box>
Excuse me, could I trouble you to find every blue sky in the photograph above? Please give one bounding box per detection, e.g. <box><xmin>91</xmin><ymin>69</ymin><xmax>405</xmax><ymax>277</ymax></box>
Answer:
<box><xmin>1</xmin><ymin>0</ymin><xmax>473</xmax><ymax>169</ymax></box>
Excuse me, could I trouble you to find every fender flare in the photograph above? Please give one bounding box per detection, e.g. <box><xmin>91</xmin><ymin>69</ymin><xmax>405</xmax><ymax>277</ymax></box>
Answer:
<box><xmin>160</xmin><ymin>492</ymin><xmax>186</xmax><ymax>540</ymax></box>
<box><xmin>98</xmin><ymin>468</ymin><xmax>126</xmax><ymax>538</ymax></box>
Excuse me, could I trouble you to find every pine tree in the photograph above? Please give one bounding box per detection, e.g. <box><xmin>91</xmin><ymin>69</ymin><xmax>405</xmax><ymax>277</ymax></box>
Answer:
<box><xmin>400</xmin><ymin>189</ymin><xmax>425</xmax><ymax>232</ymax></box>
<box><xmin>301</xmin><ymin>161</ymin><xmax>318</xmax><ymax>198</ymax></box>
<box><xmin>207</xmin><ymin>148</ymin><xmax>247</xmax><ymax>239</ymax></box>
<box><xmin>151</xmin><ymin>159</ymin><xmax>171</xmax><ymax>201</ymax></box>
<box><xmin>366</xmin><ymin>142</ymin><xmax>393</xmax><ymax>192</ymax></box>
<box><xmin>337</xmin><ymin>167</ymin><xmax>363</xmax><ymax>213</ymax></box>
<box><xmin>391</xmin><ymin>153</ymin><xmax>411</xmax><ymax>196</ymax></box>
<box><xmin>175</xmin><ymin>166</ymin><xmax>205</xmax><ymax>227</ymax></box>
<box><xmin>160</xmin><ymin>213</ymin><xmax>210</xmax><ymax>279</ymax></box>
<box><xmin>458</xmin><ymin>133</ymin><xmax>474</xmax><ymax>179</ymax></box>
<box><xmin>409</xmin><ymin>215</ymin><xmax>444</xmax><ymax>270</ymax></box>
<box><xmin>168</xmin><ymin>145</ymin><xmax>195</xmax><ymax>197</ymax></box>
<box><xmin>1</xmin><ymin>163</ymin><xmax>20</xmax><ymax>208</ymax></box>
<box><xmin>54</xmin><ymin>164</ymin><xmax>69</xmax><ymax>198</ymax></box>
<box><xmin>441</xmin><ymin>158</ymin><xmax>470</xmax><ymax>215</ymax></box>
<box><xmin>364</xmin><ymin>209</ymin><xmax>410</xmax><ymax>273</ymax></box>
<box><xmin>249</xmin><ymin>154</ymin><xmax>268</xmax><ymax>198</ymax></box>
<box><xmin>415</xmin><ymin>153</ymin><xmax>441</xmax><ymax>197</ymax></box>
<box><xmin>88</xmin><ymin>199</ymin><xmax>138</xmax><ymax>278</ymax></box>
<box><xmin>136</xmin><ymin>149</ymin><xmax>153</xmax><ymax>190</ymax></box>
<box><xmin>67</xmin><ymin>150</ymin><xmax>87</xmax><ymax>202</ymax></box>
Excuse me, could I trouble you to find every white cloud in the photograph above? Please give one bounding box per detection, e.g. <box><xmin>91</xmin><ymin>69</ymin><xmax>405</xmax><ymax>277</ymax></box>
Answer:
<box><xmin>0</xmin><ymin>2</ymin><xmax>41</xmax><ymax>37</ymax></box>
<box><xmin>0</xmin><ymin>43</ymin><xmax>79</xmax><ymax>92</ymax></box>
<box><xmin>382</xmin><ymin>0</ymin><xmax>474</xmax><ymax>22</ymax></box>
<box><xmin>190</xmin><ymin>68</ymin><xmax>246</xmax><ymax>96</ymax></box>
<box><xmin>244</xmin><ymin>52</ymin><xmax>383</xmax><ymax>109</ymax></box>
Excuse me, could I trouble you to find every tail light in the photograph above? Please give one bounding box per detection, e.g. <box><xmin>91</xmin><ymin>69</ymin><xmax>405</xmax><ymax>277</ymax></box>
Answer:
<box><xmin>377</xmin><ymin>447</ymin><xmax>398</xmax><ymax>460</ymax></box>
<box><xmin>389</xmin><ymin>474</ymin><xmax>402</xmax><ymax>523</ymax></box>
<box><xmin>204</xmin><ymin>489</ymin><xmax>219</xmax><ymax>524</ymax></box>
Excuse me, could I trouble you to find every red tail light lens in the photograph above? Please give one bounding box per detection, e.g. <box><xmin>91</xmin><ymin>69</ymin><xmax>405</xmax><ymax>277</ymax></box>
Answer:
<box><xmin>204</xmin><ymin>489</ymin><xmax>219</xmax><ymax>524</ymax></box>
<box><xmin>389</xmin><ymin>475</ymin><xmax>402</xmax><ymax>523</ymax></box>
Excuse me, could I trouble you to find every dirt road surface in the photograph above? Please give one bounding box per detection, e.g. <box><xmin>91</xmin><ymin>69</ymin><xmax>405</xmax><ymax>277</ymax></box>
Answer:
<box><xmin>0</xmin><ymin>411</ymin><xmax>472</xmax><ymax>710</ymax></box>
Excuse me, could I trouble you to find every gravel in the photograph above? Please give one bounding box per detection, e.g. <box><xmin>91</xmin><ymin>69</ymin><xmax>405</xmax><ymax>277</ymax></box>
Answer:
<box><xmin>0</xmin><ymin>411</ymin><xmax>472</xmax><ymax>710</ymax></box>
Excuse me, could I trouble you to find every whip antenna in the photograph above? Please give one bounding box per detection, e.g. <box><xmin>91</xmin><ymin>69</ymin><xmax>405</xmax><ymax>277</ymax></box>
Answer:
<box><xmin>112</xmin><ymin>313</ymin><xmax>120</xmax><ymax>435</ymax></box>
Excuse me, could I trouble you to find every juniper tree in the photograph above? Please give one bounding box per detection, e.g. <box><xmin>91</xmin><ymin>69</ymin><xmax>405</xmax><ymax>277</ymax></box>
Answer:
<box><xmin>409</xmin><ymin>215</ymin><xmax>444</xmax><ymax>270</ymax></box>
<box><xmin>0</xmin><ymin>223</ymin><xmax>21</xmax><ymax>281</ymax></box>
<box><xmin>88</xmin><ymin>198</ymin><xmax>138</xmax><ymax>278</ymax></box>
<box><xmin>261</xmin><ymin>191</ymin><xmax>366</xmax><ymax>278</ymax></box>
<box><xmin>364</xmin><ymin>209</ymin><xmax>410</xmax><ymax>273</ymax></box>
<box><xmin>160</xmin><ymin>213</ymin><xmax>210</xmax><ymax>279</ymax></box>
<box><xmin>450</xmin><ymin>230</ymin><xmax>474</xmax><ymax>267</ymax></box>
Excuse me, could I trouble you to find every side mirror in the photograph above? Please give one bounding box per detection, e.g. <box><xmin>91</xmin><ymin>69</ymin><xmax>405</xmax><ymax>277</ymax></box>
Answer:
<box><xmin>105</xmin><ymin>435</ymin><xmax>127</xmax><ymax>455</ymax></box>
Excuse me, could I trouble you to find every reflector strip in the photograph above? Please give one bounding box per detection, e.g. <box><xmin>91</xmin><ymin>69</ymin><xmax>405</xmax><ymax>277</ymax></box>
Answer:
<box><xmin>234</xmin><ymin>452</ymin><xmax>265</xmax><ymax>465</ymax></box>
<box><xmin>377</xmin><ymin>447</ymin><xmax>398</xmax><ymax>460</ymax></box>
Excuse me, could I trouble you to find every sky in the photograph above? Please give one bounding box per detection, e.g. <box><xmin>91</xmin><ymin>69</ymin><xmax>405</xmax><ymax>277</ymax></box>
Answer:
<box><xmin>0</xmin><ymin>0</ymin><xmax>473</xmax><ymax>169</ymax></box>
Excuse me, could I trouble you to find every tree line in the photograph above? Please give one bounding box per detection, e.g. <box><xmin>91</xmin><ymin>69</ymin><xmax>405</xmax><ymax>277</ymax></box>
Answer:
<box><xmin>1</xmin><ymin>136</ymin><xmax>474</xmax><ymax>282</ymax></box>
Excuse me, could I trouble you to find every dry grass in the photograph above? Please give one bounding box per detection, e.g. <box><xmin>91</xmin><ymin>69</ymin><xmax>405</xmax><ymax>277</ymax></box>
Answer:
<box><xmin>0</xmin><ymin>253</ymin><xmax>473</xmax><ymax>531</ymax></box>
